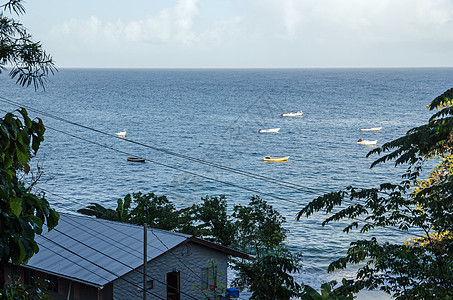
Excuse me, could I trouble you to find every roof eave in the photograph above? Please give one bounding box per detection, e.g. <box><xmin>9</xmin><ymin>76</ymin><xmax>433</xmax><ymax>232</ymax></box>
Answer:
<box><xmin>185</xmin><ymin>237</ymin><xmax>251</xmax><ymax>259</ymax></box>
<box><xmin>13</xmin><ymin>263</ymin><xmax>105</xmax><ymax>289</ymax></box>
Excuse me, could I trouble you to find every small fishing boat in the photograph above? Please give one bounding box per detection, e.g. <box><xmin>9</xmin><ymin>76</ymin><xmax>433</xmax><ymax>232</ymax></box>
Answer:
<box><xmin>263</xmin><ymin>156</ymin><xmax>290</xmax><ymax>162</ymax></box>
<box><xmin>116</xmin><ymin>130</ymin><xmax>127</xmax><ymax>137</ymax></box>
<box><xmin>258</xmin><ymin>128</ymin><xmax>280</xmax><ymax>133</ymax></box>
<box><xmin>127</xmin><ymin>157</ymin><xmax>146</xmax><ymax>162</ymax></box>
<box><xmin>357</xmin><ymin>139</ymin><xmax>377</xmax><ymax>145</ymax></box>
<box><xmin>282</xmin><ymin>110</ymin><xmax>303</xmax><ymax>117</ymax></box>
<box><xmin>360</xmin><ymin>127</ymin><xmax>382</xmax><ymax>132</ymax></box>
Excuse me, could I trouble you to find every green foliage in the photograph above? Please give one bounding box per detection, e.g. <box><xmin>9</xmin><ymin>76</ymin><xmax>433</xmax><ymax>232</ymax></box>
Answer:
<box><xmin>0</xmin><ymin>109</ymin><xmax>59</xmax><ymax>266</ymax></box>
<box><xmin>232</xmin><ymin>195</ymin><xmax>287</xmax><ymax>254</ymax></box>
<box><xmin>79</xmin><ymin>194</ymin><xmax>303</xmax><ymax>299</ymax></box>
<box><xmin>231</xmin><ymin>197</ymin><xmax>303</xmax><ymax>299</ymax></box>
<box><xmin>233</xmin><ymin>247</ymin><xmax>303</xmax><ymax>300</ymax></box>
<box><xmin>297</xmin><ymin>88</ymin><xmax>453</xmax><ymax>298</ymax></box>
<box><xmin>189</xmin><ymin>195</ymin><xmax>236</xmax><ymax>246</ymax></box>
<box><xmin>0</xmin><ymin>0</ymin><xmax>56</xmax><ymax>89</ymax></box>
<box><xmin>129</xmin><ymin>192</ymin><xmax>180</xmax><ymax>230</ymax></box>
<box><xmin>78</xmin><ymin>192</ymin><xmax>181</xmax><ymax>231</ymax></box>
<box><xmin>0</xmin><ymin>275</ymin><xmax>52</xmax><ymax>299</ymax></box>
<box><xmin>301</xmin><ymin>280</ymin><xmax>354</xmax><ymax>300</ymax></box>
<box><xmin>192</xmin><ymin>259</ymin><xmax>226</xmax><ymax>300</ymax></box>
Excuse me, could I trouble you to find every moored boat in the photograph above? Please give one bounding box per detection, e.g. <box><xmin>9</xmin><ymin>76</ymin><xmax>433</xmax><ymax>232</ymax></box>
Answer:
<box><xmin>258</xmin><ymin>128</ymin><xmax>280</xmax><ymax>133</ymax></box>
<box><xmin>127</xmin><ymin>157</ymin><xmax>146</xmax><ymax>162</ymax></box>
<box><xmin>360</xmin><ymin>127</ymin><xmax>382</xmax><ymax>132</ymax></box>
<box><xmin>263</xmin><ymin>156</ymin><xmax>290</xmax><ymax>162</ymax></box>
<box><xmin>116</xmin><ymin>130</ymin><xmax>127</xmax><ymax>137</ymax></box>
<box><xmin>357</xmin><ymin>139</ymin><xmax>377</xmax><ymax>145</ymax></box>
<box><xmin>282</xmin><ymin>110</ymin><xmax>303</xmax><ymax>117</ymax></box>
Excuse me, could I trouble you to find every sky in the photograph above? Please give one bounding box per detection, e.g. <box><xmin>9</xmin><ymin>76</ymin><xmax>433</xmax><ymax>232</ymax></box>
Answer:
<box><xmin>11</xmin><ymin>0</ymin><xmax>453</xmax><ymax>68</ymax></box>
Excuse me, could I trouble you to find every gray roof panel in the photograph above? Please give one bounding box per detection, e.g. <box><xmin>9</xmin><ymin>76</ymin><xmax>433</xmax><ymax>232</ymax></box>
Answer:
<box><xmin>28</xmin><ymin>213</ymin><xmax>190</xmax><ymax>287</ymax></box>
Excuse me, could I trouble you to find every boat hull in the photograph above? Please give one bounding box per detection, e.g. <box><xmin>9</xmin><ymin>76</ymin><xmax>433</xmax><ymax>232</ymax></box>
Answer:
<box><xmin>258</xmin><ymin>128</ymin><xmax>280</xmax><ymax>133</ymax></box>
<box><xmin>357</xmin><ymin>140</ymin><xmax>377</xmax><ymax>145</ymax></box>
<box><xmin>127</xmin><ymin>157</ymin><xmax>146</xmax><ymax>162</ymax></box>
<box><xmin>282</xmin><ymin>113</ymin><xmax>302</xmax><ymax>117</ymax></box>
<box><xmin>360</xmin><ymin>127</ymin><xmax>382</xmax><ymax>132</ymax></box>
<box><xmin>263</xmin><ymin>156</ymin><xmax>290</xmax><ymax>162</ymax></box>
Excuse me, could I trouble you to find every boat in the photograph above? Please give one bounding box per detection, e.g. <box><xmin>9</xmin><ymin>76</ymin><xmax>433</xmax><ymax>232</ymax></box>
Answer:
<box><xmin>357</xmin><ymin>139</ymin><xmax>377</xmax><ymax>145</ymax></box>
<box><xmin>258</xmin><ymin>128</ymin><xmax>280</xmax><ymax>133</ymax></box>
<box><xmin>116</xmin><ymin>130</ymin><xmax>126</xmax><ymax>137</ymax></box>
<box><xmin>263</xmin><ymin>156</ymin><xmax>290</xmax><ymax>162</ymax></box>
<box><xmin>360</xmin><ymin>127</ymin><xmax>382</xmax><ymax>132</ymax></box>
<box><xmin>127</xmin><ymin>157</ymin><xmax>146</xmax><ymax>162</ymax></box>
<box><xmin>281</xmin><ymin>110</ymin><xmax>303</xmax><ymax>117</ymax></box>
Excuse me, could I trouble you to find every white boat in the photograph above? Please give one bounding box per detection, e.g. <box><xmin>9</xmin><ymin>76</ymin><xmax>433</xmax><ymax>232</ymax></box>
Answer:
<box><xmin>116</xmin><ymin>130</ymin><xmax>126</xmax><ymax>137</ymax></box>
<box><xmin>282</xmin><ymin>110</ymin><xmax>303</xmax><ymax>117</ymax></box>
<box><xmin>357</xmin><ymin>139</ymin><xmax>377</xmax><ymax>145</ymax></box>
<box><xmin>360</xmin><ymin>127</ymin><xmax>382</xmax><ymax>132</ymax></box>
<box><xmin>258</xmin><ymin>128</ymin><xmax>280</xmax><ymax>133</ymax></box>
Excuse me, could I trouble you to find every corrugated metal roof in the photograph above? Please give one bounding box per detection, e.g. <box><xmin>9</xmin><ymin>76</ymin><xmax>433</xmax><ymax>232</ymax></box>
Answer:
<box><xmin>27</xmin><ymin>213</ymin><xmax>192</xmax><ymax>287</ymax></box>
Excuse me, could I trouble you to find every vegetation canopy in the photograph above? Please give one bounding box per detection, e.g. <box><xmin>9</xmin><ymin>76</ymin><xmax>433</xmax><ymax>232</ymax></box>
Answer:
<box><xmin>297</xmin><ymin>88</ymin><xmax>453</xmax><ymax>298</ymax></box>
<box><xmin>0</xmin><ymin>0</ymin><xmax>56</xmax><ymax>89</ymax></box>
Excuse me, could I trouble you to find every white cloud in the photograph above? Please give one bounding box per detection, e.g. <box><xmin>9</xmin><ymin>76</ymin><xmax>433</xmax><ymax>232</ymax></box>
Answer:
<box><xmin>50</xmin><ymin>0</ymin><xmax>200</xmax><ymax>46</ymax></box>
<box><xmin>45</xmin><ymin>0</ymin><xmax>453</xmax><ymax>67</ymax></box>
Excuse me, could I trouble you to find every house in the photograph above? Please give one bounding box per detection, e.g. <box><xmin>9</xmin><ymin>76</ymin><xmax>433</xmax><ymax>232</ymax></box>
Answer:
<box><xmin>4</xmin><ymin>213</ymin><xmax>249</xmax><ymax>300</ymax></box>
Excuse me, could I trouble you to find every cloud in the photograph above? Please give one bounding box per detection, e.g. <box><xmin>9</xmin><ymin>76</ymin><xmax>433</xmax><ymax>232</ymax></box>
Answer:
<box><xmin>249</xmin><ymin>0</ymin><xmax>453</xmax><ymax>43</ymax></box>
<box><xmin>45</xmin><ymin>0</ymin><xmax>453</xmax><ymax>67</ymax></box>
<box><xmin>50</xmin><ymin>0</ymin><xmax>200</xmax><ymax>46</ymax></box>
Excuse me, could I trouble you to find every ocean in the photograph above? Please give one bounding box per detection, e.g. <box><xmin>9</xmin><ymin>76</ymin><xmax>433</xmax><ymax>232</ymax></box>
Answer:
<box><xmin>2</xmin><ymin>68</ymin><xmax>453</xmax><ymax>293</ymax></box>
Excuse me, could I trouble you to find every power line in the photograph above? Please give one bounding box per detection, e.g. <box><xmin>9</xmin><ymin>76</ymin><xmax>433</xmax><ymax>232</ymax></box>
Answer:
<box><xmin>0</xmin><ymin>96</ymin><xmax>327</xmax><ymax>195</ymax></box>
<box><xmin>1</xmin><ymin>103</ymin><xmax>423</xmax><ymax>238</ymax></box>
<box><xmin>60</xmin><ymin>213</ymin><xmax>249</xmax><ymax>300</ymax></box>
<box><xmin>60</xmin><ymin>215</ymin><xmax>209</xmax><ymax>290</ymax></box>
<box><xmin>35</xmin><ymin>242</ymin><xmax>144</xmax><ymax>298</ymax></box>
<box><xmin>37</xmin><ymin>235</ymin><xmax>166</xmax><ymax>300</ymax></box>
<box><xmin>50</xmin><ymin>227</ymin><xmax>200</xmax><ymax>300</ymax></box>
<box><xmin>44</xmin><ymin>124</ymin><xmax>305</xmax><ymax>206</ymax></box>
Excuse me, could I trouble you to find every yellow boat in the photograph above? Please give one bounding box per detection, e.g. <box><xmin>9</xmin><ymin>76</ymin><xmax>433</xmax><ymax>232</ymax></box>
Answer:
<box><xmin>263</xmin><ymin>156</ymin><xmax>289</xmax><ymax>162</ymax></box>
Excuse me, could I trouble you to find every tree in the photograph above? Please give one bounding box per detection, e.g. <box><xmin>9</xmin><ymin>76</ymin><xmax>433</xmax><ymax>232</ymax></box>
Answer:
<box><xmin>232</xmin><ymin>195</ymin><xmax>287</xmax><ymax>254</ymax></box>
<box><xmin>189</xmin><ymin>195</ymin><xmax>236</xmax><ymax>247</ymax></box>
<box><xmin>232</xmin><ymin>196</ymin><xmax>303</xmax><ymax>299</ymax></box>
<box><xmin>79</xmin><ymin>194</ymin><xmax>305</xmax><ymax>298</ymax></box>
<box><xmin>1</xmin><ymin>0</ymin><xmax>56</xmax><ymax>89</ymax></box>
<box><xmin>297</xmin><ymin>88</ymin><xmax>453</xmax><ymax>298</ymax></box>
<box><xmin>233</xmin><ymin>247</ymin><xmax>303</xmax><ymax>300</ymax></box>
<box><xmin>78</xmin><ymin>192</ymin><xmax>181</xmax><ymax>231</ymax></box>
<box><xmin>0</xmin><ymin>108</ymin><xmax>59</xmax><ymax>288</ymax></box>
<box><xmin>1</xmin><ymin>275</ymin><xmax>52</xmax><ymax>299</ymax></box>
<box><xmin>301</xmin><ymin>280</ymin><xmax>354</xmax><ymax>300</ymax></box>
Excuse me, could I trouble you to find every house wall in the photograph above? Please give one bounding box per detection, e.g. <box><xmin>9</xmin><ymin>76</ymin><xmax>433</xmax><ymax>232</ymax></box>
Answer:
<box><xmin>113</xmin><ymin>242</ymin><xmax>229</xmax><ymax>300</ymax></box>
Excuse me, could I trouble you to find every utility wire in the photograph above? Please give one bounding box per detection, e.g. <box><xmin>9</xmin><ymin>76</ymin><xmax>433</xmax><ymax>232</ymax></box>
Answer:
<box><xmin>60</xmin><ymin>213</ymin><xmax>249</xmax><ymax>300</ymax></box>
<box><xmin>60</xmin><ymin>215</ymin><xmax>208</xmax><ymax>289</ymax></box>
<box><xmin>50</xmin><ymin>227</ymin><xmax>200</xmax><ymax>300</ymax></box>
<box><xmin>36</xmin><ymin>242</ymin><xmax>141</xmax><ymax>298</ymax></box>
<box><xmin>0</xmin><ymin>104</ymin><xmax>423</xmax><ymax>238</ymax></box>
<box><xmin>0</xmin><ymin>96</ymin><xmax>328</xmax><ymax>195</ymax></box>
<box><xmin>37</xmin><ymin>235</ymin><xmax>166</xmax><ymax>300</ymax></box>
<box><xmin>44</xmin><ymin>124</ymin><xmax>304</xmax><ymax>205</ymax></box>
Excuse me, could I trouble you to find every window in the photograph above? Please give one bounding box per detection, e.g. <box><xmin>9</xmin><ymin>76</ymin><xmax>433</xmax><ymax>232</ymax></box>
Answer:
<box><xmin>167</xmin><ymin>271</ymin><xmax>180</xmax><ymax>300</ymax></box>
<box><xmin>146</xmin><ymin>279</ymin><xmax>153</xmax><ymax>290</ymax></box>
<box><xmin>201</xmin><ymin>265</ymin><xmax>218</xmax><ymax>290</ymax></box>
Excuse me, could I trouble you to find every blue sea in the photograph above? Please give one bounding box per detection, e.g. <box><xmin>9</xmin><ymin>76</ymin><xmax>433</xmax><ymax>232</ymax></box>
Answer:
<box><xmin>2</xmin><ymin>68</ymin><xmax>453</xmax><ymax>293</ymax></box>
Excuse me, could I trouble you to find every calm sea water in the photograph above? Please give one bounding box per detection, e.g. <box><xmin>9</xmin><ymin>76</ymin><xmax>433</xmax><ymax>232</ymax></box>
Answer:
<box><xmin>2</xmin><ymin>68</ymin><xmax>453</xmax><ymax>290</ymax></box>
